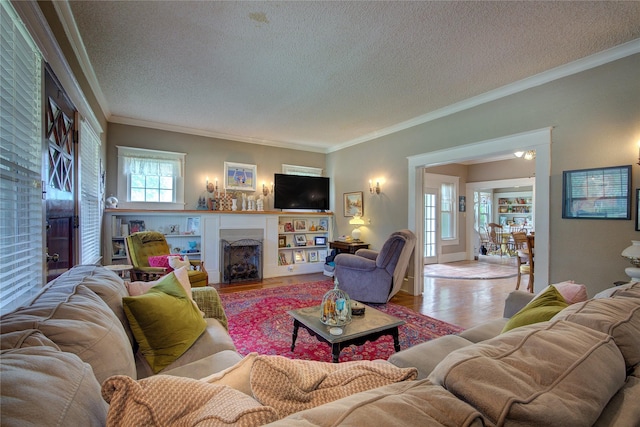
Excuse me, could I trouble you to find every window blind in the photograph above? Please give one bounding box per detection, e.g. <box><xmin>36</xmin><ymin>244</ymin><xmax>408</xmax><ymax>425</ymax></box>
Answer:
<box><xmin>79</xmin><ymin>119</ymin><xmax>101</xmax><ymax>264</ymax></box>
<box><xmin>0</xmin><ymin>2</ymin><xmax>43</xmax><ymax>313</ymax></box>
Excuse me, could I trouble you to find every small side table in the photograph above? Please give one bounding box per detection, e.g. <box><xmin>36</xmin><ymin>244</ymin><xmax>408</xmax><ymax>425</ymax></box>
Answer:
<box><xmin>104</xmin><ymin>264</ymin><xmax>133</xmax><ymax>279</ymax></box>
<box><xmin>329</xmin><ymin>241</ymin><xmax>370</xmax><ymax>254</ymax></box>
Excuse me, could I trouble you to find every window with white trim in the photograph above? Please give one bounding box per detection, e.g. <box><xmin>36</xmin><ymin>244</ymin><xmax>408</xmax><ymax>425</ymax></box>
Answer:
<box><xmin>424</xmin><ymin>173</ymin><xmax>459</xmax><ymax>245</ymax></box>
<box><xmin>440</xmin><ymin>182</ymin><xmax>456</xmax><ymax>240</ymax></box>
<box><xmin>0</xmin><ymin>2</ymin><xmax>44</xmax><ymax>314</ymax></box>
<box><xmin>79</xmin><ymin>119</ymin><xmax>101</xmax><ymax>264</ymax></box>
<box><xmin>116</xmin><ymin>146</ymin><xmax>185</xmax><ymax>210</ymax></box>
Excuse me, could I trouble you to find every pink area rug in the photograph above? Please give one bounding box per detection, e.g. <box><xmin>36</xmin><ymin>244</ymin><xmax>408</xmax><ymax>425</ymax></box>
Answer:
<box><xmin>219</xmin><ymin>280</ymin><xmax>464</xmax><ymax>363</ymax></box>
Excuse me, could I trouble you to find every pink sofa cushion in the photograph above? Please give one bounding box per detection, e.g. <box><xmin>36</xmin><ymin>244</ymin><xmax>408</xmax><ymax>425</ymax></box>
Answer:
<box><xmin>147</xmin><ymin>254</ymin><xmax>182</xmax><ymax>272</ymax></box>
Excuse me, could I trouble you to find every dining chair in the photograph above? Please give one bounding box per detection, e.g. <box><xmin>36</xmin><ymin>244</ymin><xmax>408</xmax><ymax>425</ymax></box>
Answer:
<box><xmin>487</xmin><ymin>223</ymin><xmax>505</xmax><ymax>256</ymax></box>
<box><xmin>511</xmin><ymin>231</ymin><xmax>534</xmax><ymax>292</ymax></box>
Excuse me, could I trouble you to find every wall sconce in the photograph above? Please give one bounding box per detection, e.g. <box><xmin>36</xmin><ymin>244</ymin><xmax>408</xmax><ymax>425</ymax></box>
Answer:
<box><xmin>369</xmin><ymin>180</ymin><xmax>381</xmax><ymax>195</ymax></box>
<box><xmin>348</xmin><ymin>215</ymin><xmax>365</xmax><ymax>241</ymax></box>
<box><xmin>206</xmin><ymin>177</ymin><xmax>218</xmax><ymax>193</ymax></box>
<box><xmin>262</xmin><ymin>181</ymin><xmax>273</xmax><ymax>197</ymax></box>
<box><xmin>636</xmin><ymin>140</ymin><xmax>640</xmax><ymax>166</ymax></box>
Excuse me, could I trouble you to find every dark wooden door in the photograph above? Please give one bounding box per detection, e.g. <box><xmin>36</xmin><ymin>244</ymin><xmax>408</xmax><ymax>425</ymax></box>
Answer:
<box><xmin>44</xmin><ymin>66</ymin><xmax>78</xmax><ymax>281</ymax></box>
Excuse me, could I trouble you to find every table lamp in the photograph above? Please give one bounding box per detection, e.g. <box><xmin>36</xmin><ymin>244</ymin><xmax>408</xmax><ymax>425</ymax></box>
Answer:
<box><xmin>622</xmin><ymin>240</ymin><xmax>640</xmax><ymax>281</ymax></box>
<box><xmin>349</xmin><ymin>215</ymin><xmax>365</xmax><ymax>241</ymax></box>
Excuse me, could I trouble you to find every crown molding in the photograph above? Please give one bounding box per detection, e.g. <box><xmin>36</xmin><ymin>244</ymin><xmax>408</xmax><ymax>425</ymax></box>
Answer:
<box><xmin>109</xmin><ymin>115</ymin><xmax>329</xmax><ymax>154</ymax></box>
<box><xmin>52</xmin><ymin>1</ymin><xmax>111</xmax><ymax>120</ymax></box>
<box><xmin>10</xmin><ymin>0</ymin><xmax>103</xmax><ymax>135</ymax></box>
<box><xmin>330</xmin><ymin>39</ymin><xmax>640</xmax><ymax>153</ymax></box>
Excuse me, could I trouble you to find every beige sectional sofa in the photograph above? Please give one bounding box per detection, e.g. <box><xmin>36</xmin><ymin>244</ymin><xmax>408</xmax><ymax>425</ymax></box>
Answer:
<box><xmin>1</xmin><ymin>265</ymin><xmax>639</xmax><ymax>426</ymax></box>
<box><xmin>0</xmin><ymin>265</ymin><xmax>242</xmax><ymax>425</ymax></box>
<box><xmin>274</xmin><ymin>283</ymin><xmax>640</xmax><ymax>427</ymax></box>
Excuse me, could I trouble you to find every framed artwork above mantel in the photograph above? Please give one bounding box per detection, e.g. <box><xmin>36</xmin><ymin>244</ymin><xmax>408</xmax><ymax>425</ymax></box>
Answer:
<box><xmin>224</xmin><ymin>162</ymin><xmax>256</xmax><ymax>191</ymax></box>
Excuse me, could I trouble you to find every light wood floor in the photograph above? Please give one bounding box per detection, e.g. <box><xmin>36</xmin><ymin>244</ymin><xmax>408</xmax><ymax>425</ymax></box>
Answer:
<box><xmin>214</xmin><ymin>261</ymin><xmax>526</xmax><ymax>329</ymax></box>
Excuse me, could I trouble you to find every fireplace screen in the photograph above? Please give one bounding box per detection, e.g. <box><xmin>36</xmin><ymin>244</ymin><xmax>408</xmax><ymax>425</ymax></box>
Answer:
<box><xmin>221</xmin><ymin>239</ymin><xmax>263</xmax><ymax>283</ymax></box>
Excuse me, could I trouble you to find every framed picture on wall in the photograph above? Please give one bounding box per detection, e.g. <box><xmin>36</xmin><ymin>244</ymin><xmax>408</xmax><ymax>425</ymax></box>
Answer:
<box><xmin>224</xmin><ymin>162</ymin><xmax>256</xmax><ymax>191</ymax></box>
<box><xmin>562</xmin><ymin>165</ymin><xmax>631</xmax><ymax>219</ymax></box>
<box><xmin>344</xmin><ymin>192</ymin><xmax>363</xmax><ymax>217</ymax></box>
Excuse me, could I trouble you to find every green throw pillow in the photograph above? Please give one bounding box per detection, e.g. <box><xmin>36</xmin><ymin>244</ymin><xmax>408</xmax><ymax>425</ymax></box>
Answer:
<box><xmin>502</xmin><ymin>285</ymin><xmax>569</xmax><ymax>333</ymax></box>
<box><xmin>123</xmin><ymin>272</ymin><xmax>207</xmax><ymax>373</ymax></box>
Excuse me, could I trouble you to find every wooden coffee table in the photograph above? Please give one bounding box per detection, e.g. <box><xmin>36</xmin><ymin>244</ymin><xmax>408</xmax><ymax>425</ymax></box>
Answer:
<box><xmin>288</xmin><ymin>304</ymin><xmax>405</xmax><ymax>363</ymax></box>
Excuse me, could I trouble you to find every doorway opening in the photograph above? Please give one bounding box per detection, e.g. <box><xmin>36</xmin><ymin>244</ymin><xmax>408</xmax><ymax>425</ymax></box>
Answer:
<box><xmin>408</xmin><ymin>128</ymin><xmax>551</xmax><ymax>296</ymax></box>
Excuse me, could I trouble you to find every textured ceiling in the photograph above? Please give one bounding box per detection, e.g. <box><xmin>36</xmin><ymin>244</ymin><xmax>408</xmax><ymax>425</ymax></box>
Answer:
<box><xmin>64</xmin><ymin>1</ymin><xmax>640</xmax><ymax>152</ymax></box>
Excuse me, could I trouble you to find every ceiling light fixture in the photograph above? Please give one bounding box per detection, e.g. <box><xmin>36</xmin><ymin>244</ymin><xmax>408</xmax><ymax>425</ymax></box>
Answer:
<box><xmin>514</xmin><ymin>150</ymin><xmax>535</xmax><ymax>160</ymax></box>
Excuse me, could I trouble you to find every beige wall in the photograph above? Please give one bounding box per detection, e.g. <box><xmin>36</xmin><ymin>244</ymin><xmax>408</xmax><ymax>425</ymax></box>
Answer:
<box><xmin>105</xmin><ymin>55</ymin><xmax>640</xmax><ymax>297</ymax></box>
<box><xmin>468</xmin><ymin>158</ymin><xmax>536</xmax><ymax>182</ymax></box>
<box><xmin>328</xmin><ymin>54</ymin><xmax>640</xmax><ymax>296</ymax></box>
<box><xmin>105</xmin><ymin>123</ymin><xmax>326</xmax><ymax>211</ymax></box>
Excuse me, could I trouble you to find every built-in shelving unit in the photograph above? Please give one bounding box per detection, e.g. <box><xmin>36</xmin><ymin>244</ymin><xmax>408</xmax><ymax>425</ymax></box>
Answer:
<box><xmin>494</xmin><ymin>191</ymin><xmax>534</xmax><ymax>230</ymax></box>
<box><xmin>276</xmin><ymin>216</ymin><xmax>330</xmax><ymax>267</ymax></box>
<box><xmin>107</xmin><ymin>214</ymin><xmax>202</xmax><ymax>265</ymax></box>
<box><xmin>103</xmin><ymin>210</ymin><xmax>333</xmax><ymax>283</ymax></box>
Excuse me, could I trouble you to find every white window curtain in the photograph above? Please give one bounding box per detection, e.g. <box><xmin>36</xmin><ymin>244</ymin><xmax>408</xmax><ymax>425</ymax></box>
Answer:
<box><xmin>79</xmin><ymin>119</ymin><xmax>101</xmax><ymax>265</ymax></box>
<box><xmin>122</xmin><ymin>152</ymin><xmax>182</xmax><ymax>177</ymax></box>
<box><xmin>0</xmin><ymin>2</ymin><xmax>43</xmax><ymax>313</ymax></box>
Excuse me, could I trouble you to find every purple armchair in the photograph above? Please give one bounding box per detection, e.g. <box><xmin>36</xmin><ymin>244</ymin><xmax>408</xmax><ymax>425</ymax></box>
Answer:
<box><xmin>334</xmin><ymin>229</ymin><xmax>416</xmax><ymax>304</ymax></box>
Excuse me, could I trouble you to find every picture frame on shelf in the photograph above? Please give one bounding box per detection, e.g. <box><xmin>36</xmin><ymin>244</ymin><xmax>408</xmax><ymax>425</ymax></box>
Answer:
<box><xmin>562</xmin><ymin>165</ymin><xmax>631</xmax><ymax>220</ymax></box>
<box><xmin>278</xmin><ymin>223</ymin><xmax>285</xmax><ymax>233</ymax></box>
<box><xmin>278</xmin><ymin>252</ymin><xmax>289</xmax><ymax>265</ymax></box>
<box><xmin>318</xmin><ymin>218</ymin><xmax>328</xmax><ymax>231</ymax></box>
<box><xmin>278</xmin><ymin>235</ymin><xmax>287</xmax><ymax>248</ymax></box>
<box><xmin>294</xmin><ymin>234</ymin><xmax>307</xmax><ymax>246</ymax></box>
<box><xmin>186</xmin><ymin>217</ymin><xmax>200</xmax><ymax>234</ymax></box>
<box><xmin>283</xmin><ymin>222</ymin><xmax>294</xmax><ymax>232</ymax></box>
<box><xmin>318</xmin><ymin>249</ymin><xmax>328</xmax><ymax>262</ymax></box>
<box><xmin>294</xmin><ymin>219</ymin><xmax>307</xmax><ymax>231</ymax></box>
<box><xmin>129</xmin><ymin>220</ymin><xmax>146</xmax><ymax>233</ymax></box>
<box><xmin>308</xmin><ymin>250</ymin><xmax>318</xmax><ymax>263</ymax></box>
<box><xmin>294</xmin><ymin>250</ymin><xmax>306</xmax><ymax>263</ymax></box>
<box><xmin>344</xmin><ymin>191</ymin><xmax>363</xmax><ymax>217</ymax></box>
<box><xmin>314</xmin><ymin>236</ymin><xmax>327</xmax><ymax>246</ymax></box>
<box><xmin>112</xmin><ymin>240</ymin><xmax>126</xmax><ymax>257</ymax></box>
<box><xmin>224</xmin><ymin>161</ymin><xmax>257</xmax><ymax>191</ymax></box>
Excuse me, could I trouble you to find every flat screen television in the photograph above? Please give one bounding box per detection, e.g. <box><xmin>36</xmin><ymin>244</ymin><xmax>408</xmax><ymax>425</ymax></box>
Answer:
<box><xmin>274</xmin><ymin>174</ymin><xmax>330</xmax><ymax>211</ymax></box>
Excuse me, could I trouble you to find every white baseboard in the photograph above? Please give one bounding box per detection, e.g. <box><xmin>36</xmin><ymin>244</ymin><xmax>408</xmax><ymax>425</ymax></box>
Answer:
<box><xmin>437</xmin><ymin>252</ymin><xmax>468</xmax><ymax>264</ymax></box>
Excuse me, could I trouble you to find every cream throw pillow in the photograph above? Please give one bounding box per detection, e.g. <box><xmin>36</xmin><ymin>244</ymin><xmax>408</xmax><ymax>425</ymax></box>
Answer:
<box><xmin>126</xmin><ymin>267</ymin><xmax>204</xmax><ymax>316</ymax></box>
<box><xmin>201</xmin><ymin>352</ymin><xmax>257</xmax><ymax>396</ymax></box>
<box><xmin>168</xmin><ymin>255</ymin><xmax>191</xmax><ymax>270</ymax></box>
